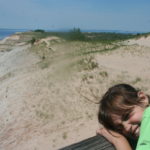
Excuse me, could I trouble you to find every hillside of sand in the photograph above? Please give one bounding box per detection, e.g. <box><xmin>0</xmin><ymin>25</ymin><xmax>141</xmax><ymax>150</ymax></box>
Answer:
<box><xmin>0</xmin><ymin>32</ymin><xmax>150</xmax><ymax>150</ymax></box>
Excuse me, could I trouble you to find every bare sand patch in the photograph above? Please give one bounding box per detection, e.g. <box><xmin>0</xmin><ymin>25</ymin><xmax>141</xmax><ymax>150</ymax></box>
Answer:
<box><xmin>128</xmin><ymin>36</ymin><xmax>150</xmax><ymax>47</ymax></box>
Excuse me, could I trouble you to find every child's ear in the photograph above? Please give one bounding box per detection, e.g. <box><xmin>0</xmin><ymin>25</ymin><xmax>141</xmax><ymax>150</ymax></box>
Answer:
<box><xmin>138</xmin><ymin>91</ymin><xmax>146</xmax><ymax>98</ymax></box>
<box><xmin>137</xmin><ymin>91</ymin><xmax>149</xmax><ymax>105</ymax></box>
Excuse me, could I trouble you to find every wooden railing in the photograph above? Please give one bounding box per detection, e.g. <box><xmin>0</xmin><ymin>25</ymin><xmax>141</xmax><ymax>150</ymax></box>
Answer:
<box><xmin>59</xmin><ymin>135</ymin><xmax>115</xmax><ymax>150</ymax></box>
<box><xmin>60</xmin><ymin>134</ymin><xmax>137</xmax><ymax>150</ymax></box>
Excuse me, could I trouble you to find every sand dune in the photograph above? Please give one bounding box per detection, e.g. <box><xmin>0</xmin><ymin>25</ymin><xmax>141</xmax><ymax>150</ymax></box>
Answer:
<box><xmin>128</xmin><ymin>36</ymin><xmax>150</xmax><ymax>47</ymax></box>
<box><xmin>0</xmin><ymin>34</ymin><xmax>150</xmax><ymax>150</ymax></box>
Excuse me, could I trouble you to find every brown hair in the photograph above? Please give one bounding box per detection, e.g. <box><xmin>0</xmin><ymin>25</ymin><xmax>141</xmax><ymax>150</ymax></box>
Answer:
<box><xmin>98</xmin><ymin>83</ymin><xmax>149</xmax><ymax>133</ymax></box>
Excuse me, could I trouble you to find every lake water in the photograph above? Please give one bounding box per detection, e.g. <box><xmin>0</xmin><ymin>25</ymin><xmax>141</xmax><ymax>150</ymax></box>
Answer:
<box><xmin>0</xmin><ymin>29</ymin><xmax>28</xmax><ymax>40</ymax></box>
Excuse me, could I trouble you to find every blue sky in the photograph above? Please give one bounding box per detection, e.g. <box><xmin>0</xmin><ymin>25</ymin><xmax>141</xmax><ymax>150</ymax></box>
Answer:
<box><xmin>0</xmin><ymin>0</ymin><xmax>150</xmax><ymax>32</ymax></box>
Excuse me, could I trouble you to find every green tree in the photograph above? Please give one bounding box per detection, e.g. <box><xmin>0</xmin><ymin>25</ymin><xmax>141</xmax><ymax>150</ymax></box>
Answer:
<box><xmin>68</xmin><ymin>28</ymin><xmax>86</xmax><ymax>41</ymax></box>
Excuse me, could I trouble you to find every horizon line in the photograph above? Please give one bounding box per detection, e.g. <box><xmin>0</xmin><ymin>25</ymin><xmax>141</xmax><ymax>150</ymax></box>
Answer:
<box><xmin>0</xmin><ymin>27</ymin><xmax>149</xmax><ymax>34</ymax></box>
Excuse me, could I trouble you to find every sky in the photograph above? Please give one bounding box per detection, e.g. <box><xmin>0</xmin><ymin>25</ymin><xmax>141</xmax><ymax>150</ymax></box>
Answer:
<box><xmin>0</xmin><ymin>0</ymin><xmax>150</xmax><ymax>32</ymax></box>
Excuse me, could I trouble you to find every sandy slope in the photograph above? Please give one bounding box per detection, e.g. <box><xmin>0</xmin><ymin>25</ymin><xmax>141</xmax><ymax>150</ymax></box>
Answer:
<box><xmin>0</xmin><ymin>35</ymin><xmax>150</xmax><ymax>150</ymax></box>
<box><xmin>128</xmin><ymin>36</ymin><xmax>150</xmax><ymax>47</ymax></box>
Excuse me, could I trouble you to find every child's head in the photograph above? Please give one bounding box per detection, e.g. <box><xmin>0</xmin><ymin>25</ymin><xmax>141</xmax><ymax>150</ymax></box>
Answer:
<box><xmin>98</xmin><ymin>83</ymin><xmax>150</xmax><ymax>138</ymax></box>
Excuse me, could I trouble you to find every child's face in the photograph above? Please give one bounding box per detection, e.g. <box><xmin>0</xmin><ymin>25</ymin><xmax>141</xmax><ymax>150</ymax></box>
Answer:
<box><xmin>113</xmin><ymin>105</ymin><xmax>145</xmax><ymax>138</ymax></box>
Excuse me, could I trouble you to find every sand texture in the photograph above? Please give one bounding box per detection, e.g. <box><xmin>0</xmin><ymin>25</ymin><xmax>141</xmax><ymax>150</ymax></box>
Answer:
<box><xmin>0</xmin><ymin>33</ymin><xmax>150</xmax><ymax>150</ymax></box>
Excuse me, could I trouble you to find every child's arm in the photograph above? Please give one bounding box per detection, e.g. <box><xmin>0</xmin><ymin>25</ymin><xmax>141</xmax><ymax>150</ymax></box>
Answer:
<box><xmin>97</xmin><ymin>128</ymin><xmax>132</xmax><ymax>150</ymax></box>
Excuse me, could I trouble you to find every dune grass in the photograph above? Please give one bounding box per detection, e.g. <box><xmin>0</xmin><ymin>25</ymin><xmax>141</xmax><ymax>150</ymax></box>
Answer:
<box><xmin>18</xmin><ymin>28</ymin><xmax>148</xmax><ymax>44</ymax></box>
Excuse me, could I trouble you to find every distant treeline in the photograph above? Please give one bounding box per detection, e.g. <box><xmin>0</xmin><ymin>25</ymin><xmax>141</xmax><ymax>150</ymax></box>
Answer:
<box><xmin>29</xmin><ymin>28</ymin><xmax>150</xmax><ymax>43</ymax></box>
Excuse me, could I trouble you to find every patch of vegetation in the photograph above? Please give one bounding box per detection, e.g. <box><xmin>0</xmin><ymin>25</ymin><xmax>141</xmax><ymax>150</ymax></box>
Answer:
<box><xmin>36</xmin><ymin>110</ymin><xmax>54</xmax><ymax>120</ymax></box>
<box><xmin>86</xmin><ymin>111</ymin><xmax>93</xmax><ymax>120</ymax></box>
<box><xmin>132</xmin><ymin>77</ymin><xmax>142</xmax><ymax>84</ymax></box>
<box><xmin>29</xmin><ymin>37</ymin><xmax>36</xmax><ymax>45</ymax></box>
<box><xmin>38</xmin><ymin>61</ymin><xmax>50</xmax><ymax>69</ymax></box>
<box><xmin>19</xmin><ymin>28</ymin><xmax>150</xmax><ymax>45</ymax></box>
<box><xmin>99</xmin><ymin>71</ymin><xmax>108</xmax><ymax>78</ymax></box>
<box><xmin>81</xmin><ymin>74</ymin><xmax>94</xmax><ymax>82</ymax></box>
<box><xmin>67</xmin><ymin>28</ymin><xmax>87</xmax><ymax>41</ymax></box>
<box><xmin>134</xmin><ymin>32</ymin><xmax>150</xmax><ymax>39</ymax></box>
<box><xmin>34</xmin><ymin>29</ymin><xmax>45</xmax><ymax>33</ymax></box>
<box><xmin>30</xmin><ymin>40</ymin><xmax>53</xmax><ymax>60</ymax></box>
<box><xmin>81</xmin><ymin>44</ymin><xmax>121</xmax><ymax>55</ymax></box>
<box><xmin>84</xmin><ymin>32</ymin><xmax>137</xmax><ymax>43</ymax></box>
<box><xmin>0</xmin><ymin>72</ymin><xmax>13</xmax><ymax>82</ymax></box>
<box><xmin>78</xmin><ymin>56</ymin><xmax>98</xmax><ymax>71</ymax></box>
<box><xmin>62</xmin><ymin>132</ymin><xmax>67</xmax><ymax>139</ymax></box>
<box><xmin>51</xmin><ymin>30</ymin><xmax>139</xmax><ymax>43</ymax></box>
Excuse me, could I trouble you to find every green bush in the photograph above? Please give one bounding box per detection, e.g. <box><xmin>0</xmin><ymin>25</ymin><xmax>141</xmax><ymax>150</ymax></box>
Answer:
<box><xmin>68</xmin><ymin>28</ymin><xmax>86</xmax><ymax>41</ymax></box>
<box><xmin>34</xmin><ymin>29</ymin><xmax>45</xmax><ymax>33</ymax></box>
<box><xmin>30</xmin><ymin>37</ymin><xmax>36</xmax><ymax>45</ymax></box>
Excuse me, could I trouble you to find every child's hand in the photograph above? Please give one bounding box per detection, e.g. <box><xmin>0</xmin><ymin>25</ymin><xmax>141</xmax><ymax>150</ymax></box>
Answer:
<box><xmin>96</xmin><ymin>127</ymin><xmax>123</xmax><ymax>144</ymax></box>
<box><xmin>96</xmin><ymin>128</ymin><xmax>132</xmax><ymax>150</ymax></box>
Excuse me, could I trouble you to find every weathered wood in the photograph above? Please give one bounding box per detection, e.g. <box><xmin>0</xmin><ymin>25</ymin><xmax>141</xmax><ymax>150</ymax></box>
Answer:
<box><xmin>59</xmin><ymin>135</ymin><xmax>137</xmax><ymax>150</ymax></box>
<box><xmin>59</xmin><ymin>135</ymin><xmax>115</xmax><ymax>150</ymax></box>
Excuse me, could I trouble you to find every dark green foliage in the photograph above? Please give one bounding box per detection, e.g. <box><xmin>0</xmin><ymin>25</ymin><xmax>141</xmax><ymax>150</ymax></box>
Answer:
<box><xmin>29</xmin><ymin>37</ymin><xmax>36</xmax><ymax>45</ymax></box>
<box><xmin>34</xmin><ymin>29</ymin><xmax>45</xmax><ymax>33</ymax></box>
<box><xmin>84</xmin><ymin>32</ymin><xmax>137</xmax><ymax>43</ymax></box>
<box><xmin>47</xmin><ymin>29</ymin><xmax>145</xmax><ymax>43</ymax></box>
<box><xmin>135</xmin><ymin>32</ymin><xmax>150</xmax><ymax>39</ymax></box>
<box><xmin>67</xmin><ymin>28</ymin><xmax>86</xmax><ymax>41</ymax></box>
<box><xmin>21</xmin><ymin>28</ymin><xmax>150</xmax><ymax>44</ymax></box>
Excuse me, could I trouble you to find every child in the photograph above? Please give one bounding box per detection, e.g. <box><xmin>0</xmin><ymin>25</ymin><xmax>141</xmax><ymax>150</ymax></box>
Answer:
<box><xmin>97</xmin><ymin>83</ymin><xmax>150</xmax><ymax>150</ymax></box>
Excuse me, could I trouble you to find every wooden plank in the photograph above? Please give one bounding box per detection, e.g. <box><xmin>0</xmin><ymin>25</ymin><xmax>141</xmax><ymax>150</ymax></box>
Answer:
<box><xmin>59</xmin><ymin>135</ymin><xmax>137</xmax><ymax>150</ymax></box>
<box><xmin>59</xmin><ymin>135</ymin><xmax>115</xmax><ymax>150</ymax></box>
